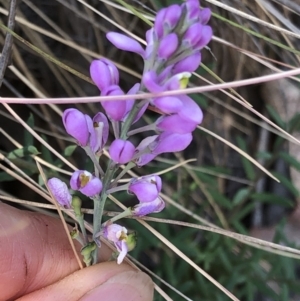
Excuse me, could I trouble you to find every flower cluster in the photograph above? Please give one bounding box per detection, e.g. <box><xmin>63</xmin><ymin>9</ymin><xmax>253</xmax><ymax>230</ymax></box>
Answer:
<box><xmin>47</xmin><ymin>0</ymin><xmax>212</xmax><ymax>266</ymax></box>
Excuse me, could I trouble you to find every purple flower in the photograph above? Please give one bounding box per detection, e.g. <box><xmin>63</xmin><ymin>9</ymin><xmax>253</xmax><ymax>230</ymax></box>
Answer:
<box><xmin>70</xmin><ymin>170</ymin><xmax>102</xmax><ymax>197</ymax></box>
<box><xmin>154</xmin><ymin>5</ymin><xmax>181</xmax><ymax>38</ymax></box>
<box><xmin>102</xmin><ymin>224</ymin><xmax>129</xmax><ymax>264</ymax></box>
<box><xmin>88</xmin><ymin>112</ymin><xmax>109</xmax><ymax>153</ymax></box>
<box><xmin>90</xmin><ymin>58</ymin><xmax>119</xmax><ymax>91</ymax></box>
<box><xmin>129</xmin><ymin>175</ymin><xmax>162</xmax><ymax>202</ymax></box>
<box><xmin>155</xmin><ymin>95</ymin><xmax>203</xmax><ymax>133</ymax></box>
<box><xmin>134</xmin><ymin>132</ymin><xmax>193</xmax><ymax>166</ymax></box>
<box><xmin>48</xmin><ymin>178</ymin><xmax>72</xmax><ymax>208</ymax></box>
<box><xmin>63</xmin><ymin>108</ymin><xmax>91</xmax><ymax>146</ymax></box>
<box><xmin>132</xmin><ymin>196</ymin><xmax>165</xmax><ymax>217</ymax></box>
<box><xmin>109</xmin><ymin>139</ymin><xmax>135</xmax><ymax>164</ymax></box>
<box><xmin>107</xmin><ymin>32</ymin><xmax>145</xmax><ymax>58</ymax></box>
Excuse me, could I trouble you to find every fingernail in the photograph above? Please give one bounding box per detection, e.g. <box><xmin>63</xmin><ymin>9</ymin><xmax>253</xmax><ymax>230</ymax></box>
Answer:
<box><xmin>80</xmin><ymin>270</ymin><xmax>154</xmax><ymax>301</ymax></box>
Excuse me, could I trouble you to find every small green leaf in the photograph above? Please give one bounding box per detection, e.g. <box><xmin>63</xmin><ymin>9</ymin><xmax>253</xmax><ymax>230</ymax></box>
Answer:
<box><xmin>233</xmin><ymin>188</ymin><xmax>250</xmax><ymax>206</ymax></box>
<box><xmin>64</xmin><ymin>145</ymin><xmax>77</xmax><ymax>157</ymax></box>
<box><xmin>7</xmin><ymin>146</ymin><xmax>40</xmax><ymax>159</ymax></box>
<box><xmin>236</xmin><ymin>136</ymin><xmax>255</xmax><ymax>180</ymax></box>
<box><xmin>279</xmin><ymin>151</ymin><xmax>300</xmax><ymax>171</ymax></box>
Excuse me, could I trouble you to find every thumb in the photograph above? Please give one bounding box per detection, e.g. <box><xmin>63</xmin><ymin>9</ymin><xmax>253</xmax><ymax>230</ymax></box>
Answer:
<box><xmin>17</xmin><ymin>261</ymin><xmax>154</xmax><ymax>301</ymax></box>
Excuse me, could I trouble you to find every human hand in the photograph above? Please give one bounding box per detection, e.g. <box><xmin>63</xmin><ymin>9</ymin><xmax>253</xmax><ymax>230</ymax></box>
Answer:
<box><xmin>0</xmin><ymin>202</ymin><xmax>154</xmax><ymax>301</ymax></box>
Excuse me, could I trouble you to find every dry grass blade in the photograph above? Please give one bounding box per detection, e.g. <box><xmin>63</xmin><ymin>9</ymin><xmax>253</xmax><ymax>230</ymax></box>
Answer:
<box><xmin>36</xmin><ymin>161</ymin><xmax>83</xmax><ymax>270</ymax></box>
<box><xmin>198</xmin><ymin>126</ymin><xmax>279</xmax><ymax>181</ymax></box>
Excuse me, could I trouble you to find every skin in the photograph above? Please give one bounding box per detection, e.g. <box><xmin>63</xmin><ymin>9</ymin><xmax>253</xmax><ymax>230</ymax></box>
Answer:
<box><xmin>0</xmin><ymin>202</ymin><xmax>154</xmax><ymax>301</ymax></box>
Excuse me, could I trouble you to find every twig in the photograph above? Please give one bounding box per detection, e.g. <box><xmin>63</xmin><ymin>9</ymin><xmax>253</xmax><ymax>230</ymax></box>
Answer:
<box><xmin>0</xmin><ymin>0</ymin><xmax>18</xmax><ymax>88</ymax></box>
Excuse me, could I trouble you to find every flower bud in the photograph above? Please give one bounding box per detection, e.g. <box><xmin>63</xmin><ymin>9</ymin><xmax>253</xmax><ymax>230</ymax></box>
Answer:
<box><xmin>200</xmin><ymin>8</ymin><xmax>211</xmax><ymax>25</ymax></box>
<box><xmin>48</xmin><ymin>178</ymin><xmax>72</xmax><ymax>208</ymax></box>
<box><xmin>194</xmin><ymin>25</ymin><xmax>213</xmax><ymax>49</ymax></box>
<box><xmin>70</xmin><ymin>170</ymin><xmax>102</xmax><ymax>197</ymax></box>
<box><xmin>109</xmin><ymin>139</ymin><xmax>135</xmax><ymax>164</ymax></box>
<box><xmin>172</xmin><ymin>52</ymin><xmax>201</xmax><ymax>74</ymax></box>
<box><xmin>129</xmin><ymin>175</ymin><xmax>162</xmax><ymax>202</ymax></box>
<box><xmin>158</xmin><ymin>33</ymin><xmax>178</xmax><ymax>60</ymax></box>
<box><xmin>101</xmin><ymin>85</ymin><xmax>127</xmax><ymax>121</ymax></box>
<box><xmin>90</xmin><ymin>58</ymin><xmax>119</xmax><ymax>91</ymax></box>
<box><xmin>63</xmin><ymin>109</ymin><xmax>90</xmax><ymax>146</ymax></box>
<box><xmin>183</xmin><ymin>23</ymin><xmax>203</xmax><ymax>47</ymax></box>
<box><xmin>107</xmin><ymin>32</ymin><xmax>145</xmax><ymax>58</ymax></box>
<box><xmin>132</xmin><ymin>196</ymin><xmax>165</xmax><ymax>217</ymax></box>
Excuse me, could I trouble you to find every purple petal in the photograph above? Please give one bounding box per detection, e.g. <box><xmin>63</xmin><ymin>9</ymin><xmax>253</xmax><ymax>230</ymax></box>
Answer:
<box><xmin>200</xmin><ymin>8</ymin><xmax>211</xmax><ymax>25</ymax></box>
<box><xmin>178</xmin><ymin>95</ymin><xmax>203</xmax><ymax>124</ymax></box>
<box><xmin>89</xmin><ymin>112</ymin><xmax>109</xmax><ymax>152</ymax></box>
<box><xmin>156</xmin><ymin>115</ymin><xmax>198</xmax><ymax>134</ymax></box>
<box><xmin>154</xmin><ymin>8</ymin><xmax>167</xmax><ymax>38</ymax></box>
<box><xmin>70</xmin><ymin>170</ymin><xmax>102</xmax><ymax>197</ymax></box>
<box><xmin>151</xmin><ymin>132</ymin><xmax>193</xmax><ymax>154</ymax></box>
<box><xmin>132</xmin><ymin>197</ymin><xmax>165</xmax><ymax>216</ymax></box>
<box><xmin>48</xmin><ymin>178</ymin><xmax>72</xmax><ymax>208</ymax></box>
<box><xmin>107</xmin><ymin>32</ymin><xmax>145</xmax><ymax>57</ymax></box>
<box><xmin>152</xmin><ymin>96</ymin><xmax>183</xmax><ymax>114</ymax></box>
<box><xmin>158</xmin><ymin>33</ymin><xmax>178</xmax><ymax>60</ymax></box>
<box><xmin>101</xmin><ymin>85</ymin><xmax>127</xmax><ymax>121</ymax></box>
<box><xmin>143</xmin><ymin>71</ymin><xmax>163</xmax><ymax>93</ymax></box>
<box><xmin>62</xmin><ymin>109</ymin><xmax>89</xmax><ymax>146</ymax></box>
<box><xmin>195</xmin><ymin>25</ymin><xmax>213</xmax><ymax>49</ymax></box>
<box><xmin>129</xmin><ymin>175</ymin><xmax>162</xmax><ymax>203</ymax></box>
<box><xmin>135</xmin><ymin>153</ymin><xmax>157</xmax><ymax>167</ymax></box>
<box><xmin>173</xmin><ymin>52</ymin><xmax>201</xmax><ymax>74</ymax></box>
<box><xmin>80</xmin><ymin>177</ymin><xmax>102</xmax><ymax>197</ymax></box>
<box><xmin>164</xmin><ymin>5</ymin><xmax>182</xmax><ymax>30</ymax></box>
<box><xmin>184</xmin><ymin>0</ymin><xmax>200</xmax><ymax>20</ymax></box>
<box><xmin>110</xmin><ymin>139</ymin><xmax>135</xmax><ymax>164</ymax></box>
<box><xmin>183</xmin><ymin>23</ymin><xmax>203</xmax><ymax>47</ymax></box>
<box><xmin>90</xmin><ymin>59</ymin><xmax>119</xmax><ymax>91</ymax></box>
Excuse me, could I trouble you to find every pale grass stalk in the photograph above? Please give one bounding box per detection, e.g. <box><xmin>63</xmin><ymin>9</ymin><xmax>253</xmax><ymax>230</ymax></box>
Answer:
<box><xmin>205</xmin><ymin>0</ymin><xmax>300</xmax><ymax>39</ymax></box>
<box><xmin>76</xmin><ymin>0</ymin><xmax>146</xmax><ymax>45</ymax></box>
<box><xmin>198</xmin><ymin>126</ymin><xmax>279</xmax><ymax>182</ymax></box>
<box><xmin>155</xmin><ymin>157</ymin><xmax>253</xmax><ymax>185</ymax></box>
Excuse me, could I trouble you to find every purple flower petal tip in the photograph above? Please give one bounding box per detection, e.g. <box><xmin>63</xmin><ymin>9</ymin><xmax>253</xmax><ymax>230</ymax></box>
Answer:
<box><xmin>63</xmin><ymin>109</ymin><xmax>90</xmax><ymax>146</ymax></box>
<box><xmin>107</xmin><ymin>32</ymin><xmax>145</xmax><ymax>57</ymax></box>
<box><xmin>109</xmin><ymin>139</ymin><xmax>135</xmax><ymax>164</ymax></box>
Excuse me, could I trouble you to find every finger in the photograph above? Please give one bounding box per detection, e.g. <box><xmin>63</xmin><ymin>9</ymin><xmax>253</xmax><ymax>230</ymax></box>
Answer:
<box><xmin>0</xmin><ymin>202</ymin><xmax>111</xmax><ymax>301</ymax></box>
<box><xmin>17</xmin><ymin>262</ymin><xmax>154</xmax><ymax>301</ymax></box>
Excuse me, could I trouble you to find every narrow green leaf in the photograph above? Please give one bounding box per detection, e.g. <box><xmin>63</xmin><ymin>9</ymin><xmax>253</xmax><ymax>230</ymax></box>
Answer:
<box><xmin>64</xmin><ymin>145</ymin><xmax>77</xmax><ymax>157</ymax></box>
